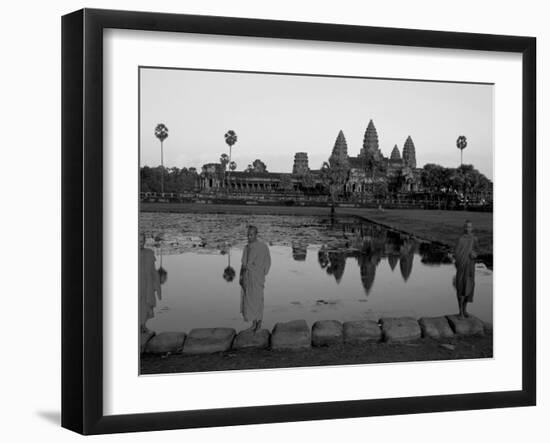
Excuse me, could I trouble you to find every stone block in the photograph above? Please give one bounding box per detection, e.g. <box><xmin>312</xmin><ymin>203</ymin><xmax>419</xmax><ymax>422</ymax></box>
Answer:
<box><xmin>312</xmin><ymin>320</ymin><xmax>343</xmax><ymax>346</ymax></box>
<box><xmin>145</xmin><ymin>332</ymin><xmax>187</xmax><ymax>354</ymax></box>
<box><xmin>418</xmin><ymin>316</ymin><xmax>455</xmax><ymax>339</ymax></box>
<box><xmin>380</xmin><ymin>317</ymin><xmax>421</xmax><ymax>342</ymax></box>
<box><xmin>271</xmin><ymin>320</ymin><xmax>311</xmax><ymax>350</ymax></box>
<box><xmin>182</xmin><ymin>328</ymin><xmax>236</xmax><ymax>354</ymax></box>
<box><xmin>343</xmin><ymin>320</ymin><xmax>382</xmax><ymax>343</ymax></box>
<box><xmin>140</xmin><ymin>330</ymin><xmax>155</xmax><ymax>354</ymax></box>
<box><xmin>446</xmin><ymin>315</ymin><xmax>485</xmax><ymax>336</ymax></box>
<box><xmin>233</xmin><ymin>329</ymin><xmax>270</xmax><ymax>350</ymax></box>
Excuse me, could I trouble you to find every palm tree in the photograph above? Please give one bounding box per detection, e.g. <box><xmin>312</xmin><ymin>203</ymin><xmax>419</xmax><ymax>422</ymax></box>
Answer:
<box><xmin>456</xmin><ymin>135</ymin><xmax>467</xmax><ymax>167</ymax></box>
<box><xmin>224</xmin><ymin>130</ymin><xmax>238</xmax><ymax>158</ymax></box>
<box><xmin>224</xmin><ymin>130</ymin><xmax>238</xmax><ymax>183</ymax></box>
<box><xmin>155</xmin><ymin>123</ymin><xmax>169</xmax><ymax>194</ymax></box>
<box><xmin>224</xmin><ymin>129</ymin><xmax>237</xmax><ymax>166</ymax></box>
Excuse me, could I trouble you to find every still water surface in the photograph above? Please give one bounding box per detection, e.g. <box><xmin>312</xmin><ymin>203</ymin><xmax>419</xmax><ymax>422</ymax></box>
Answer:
<box><xmin>140</xmin><ymin>213</ymin><xmax>492</xmax><ymax>332</ymax></box>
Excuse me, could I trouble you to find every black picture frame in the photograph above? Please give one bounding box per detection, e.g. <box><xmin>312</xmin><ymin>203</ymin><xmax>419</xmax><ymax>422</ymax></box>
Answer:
<box><xmin>61</xmin><ymin>8</ymin><xmax>536</xmax><ymax>435</ymax></box>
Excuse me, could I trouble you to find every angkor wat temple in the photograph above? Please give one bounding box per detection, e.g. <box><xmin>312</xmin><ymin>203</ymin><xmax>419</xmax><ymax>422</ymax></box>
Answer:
<box><xmin>332</xmin><ymin>119</ymin><xmax>421</xmax><ymax>195</ymax></box>
<box><xmin>199</xmin><ymin>119</ymin><xmax>421</xmax><ymax>197</ymax></box>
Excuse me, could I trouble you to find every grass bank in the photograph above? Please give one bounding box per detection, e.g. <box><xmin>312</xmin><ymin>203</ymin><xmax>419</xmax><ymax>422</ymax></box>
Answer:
<box><xmin>141</xmin><ymin>334</ymin><xmax>493</xmax><ymax>374</ymax></box>
<box><xmin>350</xmin><ymin>208</ymin><xmax>493</xmax><ymax>256</ymax></box>
<box><xmin>141</xmin><ymin>202</ymin><xmax>493</xmax><ymax>256</ymax></box>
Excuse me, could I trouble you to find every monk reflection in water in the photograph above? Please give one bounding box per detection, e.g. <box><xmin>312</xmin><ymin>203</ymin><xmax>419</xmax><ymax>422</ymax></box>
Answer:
<box><xmin>139</xmin><ymin>233</ymin><xmax>161</xmax><ymax>333</ymax></box>
<box><xmin>454</xmin><ymin>220</ymin><xmax>480</xmax><ymax>318</ymax></box>
<box><xmin>239</xmin><ymin>225</ymin><xmax>271</xmax><ymax>332</ymax></box>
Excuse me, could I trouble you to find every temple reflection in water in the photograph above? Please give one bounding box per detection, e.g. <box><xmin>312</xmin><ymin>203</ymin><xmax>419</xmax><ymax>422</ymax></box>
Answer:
<box><xmin>304</xmin><ymin>219</ymin><xmax>451</xmax><ymax>295</ymax></box>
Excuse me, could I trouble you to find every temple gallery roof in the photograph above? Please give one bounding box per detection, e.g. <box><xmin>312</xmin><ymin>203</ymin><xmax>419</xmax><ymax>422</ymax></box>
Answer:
<box><xmin>229</xmin><ymin>171</ymin><xmax>282</xmax><ymax>179</ymax></box>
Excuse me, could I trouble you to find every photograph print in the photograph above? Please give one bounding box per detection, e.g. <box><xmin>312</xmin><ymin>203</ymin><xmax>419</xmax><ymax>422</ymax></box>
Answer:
<box><xmin>138</xmin><ymin>67</ymin><xmax>494</xmax><ymax>375</ymax></box>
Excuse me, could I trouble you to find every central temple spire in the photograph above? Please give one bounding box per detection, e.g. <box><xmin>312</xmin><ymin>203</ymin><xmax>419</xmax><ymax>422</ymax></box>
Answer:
<box><xmin>360</xmin><ymin>119</ymin><xmax>382</xmax><ymax>160</ymax></box>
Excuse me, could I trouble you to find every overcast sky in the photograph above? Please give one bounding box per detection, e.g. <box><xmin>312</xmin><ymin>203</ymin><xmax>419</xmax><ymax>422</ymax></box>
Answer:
<box><xmin>140</xmin><ymin>67</ymin><xmax>493</xmax><ymax>179</ymax></box>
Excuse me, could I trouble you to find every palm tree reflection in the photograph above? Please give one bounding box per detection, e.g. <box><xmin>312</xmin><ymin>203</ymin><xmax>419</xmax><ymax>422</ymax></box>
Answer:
<box><xmin>158</xmin><ymin>254</ymin><xmax>168</xmax><ymax>285</ymax></box>
<box><xmin>223</xmin><ymin>266</ymin><xmax>236</xmax><ymax>282</ymax></box>
<box><xmin>221</xmin><ymin>244</ymin><xmax>236</xmax><ymax>282</ymax></box>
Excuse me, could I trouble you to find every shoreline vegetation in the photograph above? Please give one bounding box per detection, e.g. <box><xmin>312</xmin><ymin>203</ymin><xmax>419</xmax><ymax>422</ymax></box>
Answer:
<box><xmin>141</xmin><ymin>202</ymin><xmax>493</xmax><ymax>258</ymax></box>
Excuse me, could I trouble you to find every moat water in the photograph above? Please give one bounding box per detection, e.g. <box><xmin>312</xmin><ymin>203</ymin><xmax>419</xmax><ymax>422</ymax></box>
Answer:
<box><xmin>140</xmin><ymin>212</ymin><xmax>493</xmax><ymax>332</ymax></box>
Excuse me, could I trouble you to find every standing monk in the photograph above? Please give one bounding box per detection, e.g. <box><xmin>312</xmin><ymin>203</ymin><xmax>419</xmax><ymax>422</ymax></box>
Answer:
<box><xmin>454</xmin><ymin>220</ymin><xmax>479</xmax><ymax>318</ymax></box>
<box><xmin>240</xmin><ymin>225</ymin><xmax>271</xmax><ymax>332</ymax></box>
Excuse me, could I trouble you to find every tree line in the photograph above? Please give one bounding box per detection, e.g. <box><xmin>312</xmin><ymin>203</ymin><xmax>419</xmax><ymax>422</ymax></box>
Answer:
<box><xmin>316</xmin><ymin>159</ymin><xmax>492</xmax><ymax>203</ymax></box>
<box><xmin>140</xmin><ymin>162</ymin><xmax>492</xmax><ymax>204</ymax></box>
<box><xmin>140</xmin><ymin>166</ymin><xmax>198</xmax><ymax>193</ymax></box>
<box><xmin>420</xmin><ymin>164</ymin><xmax>492</xmax><ymax>197</ymax></box>
<box><xmin>140</xmin><ymin>158</ymin><xmax>270</xmax><ymax>194</ymax></box>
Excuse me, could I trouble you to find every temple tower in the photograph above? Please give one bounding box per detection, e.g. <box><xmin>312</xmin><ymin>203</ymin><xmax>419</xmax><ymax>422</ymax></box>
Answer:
<box><xmin>390</xmin><ymin>144</ymin><xmax>401</xmax><ymax>160</ymax></box>
<box><xmin>402</xmin><ymin>136</ymin><xmax>417</xmax><ymax>168</ymax></box>
<box><xmin>360</xmin><ymin>119</ymin><xmax>382</xmax><ymax>159</ymax></box>
<box><xmin>330</xmin><ymin>130</ymin><xmax>350</xmax><ymax>167</ymax></box>
<box><xmin>292</xmin><ymin>152</ymin><xmax>310</xmax><ymax>174</ymax></box>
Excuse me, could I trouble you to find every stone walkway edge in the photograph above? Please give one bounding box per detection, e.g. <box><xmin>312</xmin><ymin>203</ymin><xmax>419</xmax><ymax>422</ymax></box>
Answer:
<box><xmin>141</xmin><ymin>315</ymin><xmax>492</xmax><ymax>355</ymax></box>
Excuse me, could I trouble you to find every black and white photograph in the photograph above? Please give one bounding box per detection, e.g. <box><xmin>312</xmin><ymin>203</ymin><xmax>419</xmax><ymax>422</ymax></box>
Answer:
<box><xmin>1</xmin><ymin>0</ymin><xmax>546</xmax><ymax>439</ymax></box>
<box><xmin>138</xmin><ymin>67</ymin><xmax>494</xmax><ymax>374</ymax></box>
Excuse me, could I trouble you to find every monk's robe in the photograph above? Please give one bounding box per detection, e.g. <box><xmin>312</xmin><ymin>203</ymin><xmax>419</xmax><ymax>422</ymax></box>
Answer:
<box><xmin>240</xmin><ymin>240</ymin><xmax>271</xmax><ymax>322</ymax></box>
<box><xmin>454</xmin><ymin>234</ymin><xmax>479</xmax><ymax>302</ymax></box>
<box><xmin>139</xmin><ymin>247</ymin><xmax>161</xmax><ymax>327</ymax></box>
